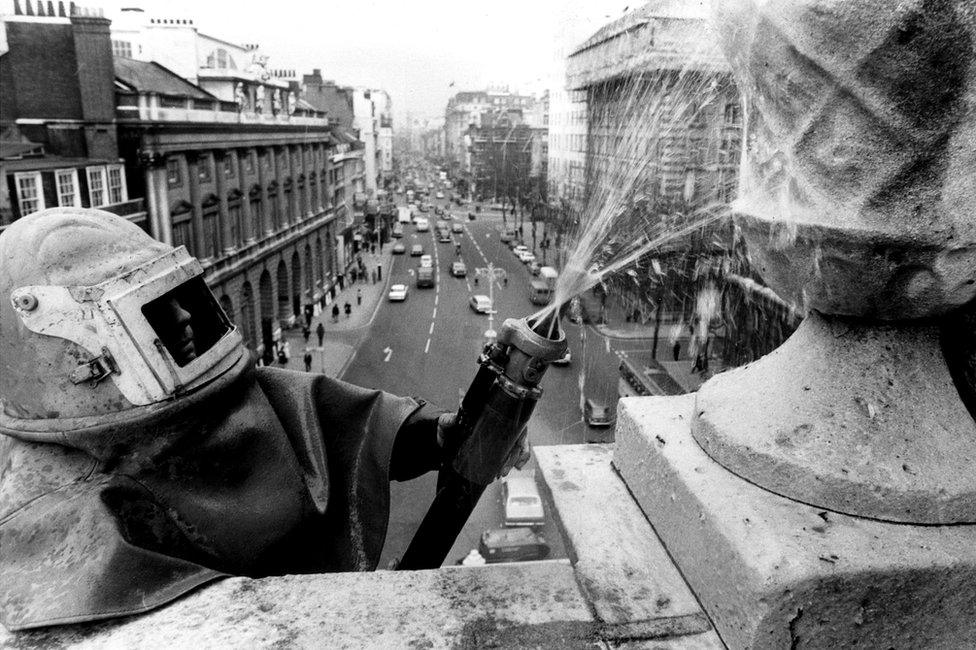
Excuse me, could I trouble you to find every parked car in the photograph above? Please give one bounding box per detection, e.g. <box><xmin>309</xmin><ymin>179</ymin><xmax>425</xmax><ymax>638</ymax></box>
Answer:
<box><xmin>419</xmin><ymin>254</ymin><xmax>433</xmax><ymax>268</ymax></box>
<box><xmin>469</xmin><ymin>294</ymin><xmax>492</xmax><ymax>314</ymax></box>
<box><xmin>478</xmin><ymin>527</ymin><xmax>550</xmax><ymax>564</ymax></box>
<box><xmin>387</xmin><ymin>284</ymin><xmax>408</xmax><ymax>302</ymax></box>
<box><xmin>583</xmin><ymin>398</ymin><xmax>616</xmax><ymax>428</ymax></box>
<box><xmin>502</xmin><ymin>474</ymin><xmax>545</xmax><ymax>527</ymax></box>
<box><xmin>392</xmin><ymin>242</ymin><xmax>406</xmax><ymax>254</ymax></box>
<box><xmin>451</xmin><ymin>261</ymin><xmax>467</xmax><ymax>277</ymax></box>
<box><xmin>410</xmin><ymin>244</ymin><xmax>424</xmax><ymax>256</ymax></box>
<box><xmin>518</xmin><ymin>251</ymin><xmax>536</xmax><ymax>264</ymax></box>
<box><xmin>512</xmin><ymin>245</ymin><xmax>528</xmax><ymax>257</ymax></box>
<box><xmin>451</xmin><ymin>223</ymin><xmax>464</xmax><ymax>234</ymax></box>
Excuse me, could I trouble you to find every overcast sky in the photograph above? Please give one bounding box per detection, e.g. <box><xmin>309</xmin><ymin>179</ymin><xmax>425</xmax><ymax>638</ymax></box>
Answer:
<box><xmin>101</xmin><ymin>0</ymin><xmax>629</xmax><ymax>120</ymax></box>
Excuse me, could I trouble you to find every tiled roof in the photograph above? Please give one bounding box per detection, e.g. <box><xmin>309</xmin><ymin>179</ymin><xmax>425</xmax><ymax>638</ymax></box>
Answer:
<box><xmin>114</xmin><ymin>58</ymin><xmax>216</xmax><ymax>100</ymax></box>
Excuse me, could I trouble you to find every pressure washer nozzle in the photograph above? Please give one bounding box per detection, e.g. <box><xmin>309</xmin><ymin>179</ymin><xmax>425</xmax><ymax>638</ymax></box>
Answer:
<box><xmin>528</xmin><ymin>310</ymin><xmax>560</xmax><ymax>340</ymax></box>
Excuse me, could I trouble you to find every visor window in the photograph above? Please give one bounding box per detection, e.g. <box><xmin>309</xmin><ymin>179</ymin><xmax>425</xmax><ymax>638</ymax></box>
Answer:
<box><xmin>142</xmin><ymin>277</ymin><xmax>231</xmax><ymax>367</ymax></box>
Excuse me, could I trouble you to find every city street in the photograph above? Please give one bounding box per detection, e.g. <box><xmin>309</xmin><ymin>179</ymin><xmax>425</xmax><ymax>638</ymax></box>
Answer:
<box><xmin>340</xmin><ymin>195</ymin><xmax>651</xmax><ymax>567</ymax></box>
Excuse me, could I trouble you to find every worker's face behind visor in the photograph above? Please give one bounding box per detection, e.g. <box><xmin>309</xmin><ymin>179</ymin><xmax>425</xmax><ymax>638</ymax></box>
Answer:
<box><xmin>142</xmin><ymin>276</ymin><xmax>231</xmax><ymax>368</ymax></box>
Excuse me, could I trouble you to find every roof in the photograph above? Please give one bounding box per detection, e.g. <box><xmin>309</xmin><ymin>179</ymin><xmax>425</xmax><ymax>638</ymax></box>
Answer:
<box><xmin>1</xmin><ymin>156</ymin><xmax>120</xmax><ymax>172</ymax></box>
<box><xmin>114</xmin><ymin>58</ymin><xmax>216</xmax><ymax>100</ymax></box>
<box><xmin>571</xmin><ymin>0</ymin><xmax>710</xmax><ymax>56</ymax></box>
<box><xmin>0</xmin><ymin>140</ymin><xmax>45</xmax><ymax>159</ymax></box>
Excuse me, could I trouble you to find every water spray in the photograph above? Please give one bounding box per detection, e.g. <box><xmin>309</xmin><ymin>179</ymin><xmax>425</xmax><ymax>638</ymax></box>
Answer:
<box><xmin>397</xmin><ymin>311</ymin><xmax>567</xmax><ymax>570</ymax></box>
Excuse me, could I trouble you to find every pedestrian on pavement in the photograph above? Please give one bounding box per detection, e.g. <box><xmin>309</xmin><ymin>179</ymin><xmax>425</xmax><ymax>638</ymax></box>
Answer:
<box><xmin>316</xmin><ymin>322</ymin><xmax>325</xmax><ymax>346</ymax></box>
<box><xmin>503</xmin><ymin>277</ymin><xmax>508</xmax><ymax>287</ymax></box>
<box><xmin>278</xmin><ymin>340</ymin><xmax>291</xmax><ymax>365</ymax></box>
<box><xmin>357</xmin><ymin>288</ymin><xmax>362</xmax><ymax>306</ymax></box>
<box><xmin>302</xmin><ymin>324</ymin><xmax>311</xmax><ymax>342</ymax></box>
<box><xmin>672</xmin><ymin>341</ymin><xmax>681</xmax><ymax>361</ymax></box>
<box><xmin>303</xmin><ymin>348</ymin><xmax>313</xmax><ymax>372</ymax></box>
<box><xmin>332</xmin><ymin>303</ymin><xmax>340</xmax><ymax>323</ymax></box>
<box><xmin>377</xmin><ymin>264</ymin><xmax>382</xmax><ymax>281</ymax></box>
<box><xmin>371</xmin><ymin>269</ymin><xmax>376</xmax><ymax>284</ymax></box>
<box><xmin>344</xmin><ymin>301</ymin><xmax>351</xmax><ymax>318</ymax></box>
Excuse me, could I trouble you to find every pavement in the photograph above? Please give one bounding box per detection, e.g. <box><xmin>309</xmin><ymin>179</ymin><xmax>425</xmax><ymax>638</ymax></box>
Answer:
<box><xmin>276</xmin><ymin>243</ymin><xmax>394</xmax><ymax>378</ymax></box>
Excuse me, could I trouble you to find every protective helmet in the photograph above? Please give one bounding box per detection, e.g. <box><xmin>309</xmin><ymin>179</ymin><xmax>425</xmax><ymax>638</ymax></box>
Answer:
<box><xmin>0</xmin><ymin>208</ymin><xmax>246</xmax><ymax>433</ymax></box>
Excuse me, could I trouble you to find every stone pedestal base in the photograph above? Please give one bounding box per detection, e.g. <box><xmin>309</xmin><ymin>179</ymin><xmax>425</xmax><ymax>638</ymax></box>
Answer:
<box><xmin>615</xmin><ymin>395</ymin><xmax>976</xmax><ymax>649</ymax></box>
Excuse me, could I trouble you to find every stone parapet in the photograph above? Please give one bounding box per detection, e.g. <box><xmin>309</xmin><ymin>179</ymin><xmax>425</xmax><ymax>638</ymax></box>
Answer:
<box><xmin>614</xmin><ymin>395</ymin><xmax>976</xmax><ymax>649</ymax></box>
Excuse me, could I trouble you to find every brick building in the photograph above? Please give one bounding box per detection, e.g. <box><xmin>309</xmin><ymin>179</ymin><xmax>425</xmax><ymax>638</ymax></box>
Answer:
<box><xmin>0</xmin><ymin>1</ymin><xmax>142</xmax><ymax>230</ymax></box>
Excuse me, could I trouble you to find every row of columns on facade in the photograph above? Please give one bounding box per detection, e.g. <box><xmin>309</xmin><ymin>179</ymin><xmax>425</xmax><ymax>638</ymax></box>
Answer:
<box><xmin>143</xmin><ymin>143</ymin><xmax>340</xmax><ymax>260</ymax></box>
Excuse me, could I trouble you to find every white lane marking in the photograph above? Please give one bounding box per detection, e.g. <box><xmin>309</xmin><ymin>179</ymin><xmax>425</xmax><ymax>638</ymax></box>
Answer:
<box><xmin>434</xmin><ymin>294</ymin><xmax>439</xmax><ymax>306</ymax></box>
<box><xmin>466</xmin><ymin>281</ymin><xmax>472</xmax><ymax>292</ymax></box>
<box><xmin>429</xmin><ymin>322</ymin><xmax>435</xmax><ymax>335</ymax></box>
<box><xmin>383</xmin><ymin>347</ymin><xmax>393</xmax><ymax>362</ymax></box>
<box><xmin>432</xmin><ymin>308</ymin><xmax>437</xmax><ymax>319</ymax></box>
<box><xmin>424</xmin><ymin>338</ymin><xmax>431</xmax><ymax>354</ymax></box>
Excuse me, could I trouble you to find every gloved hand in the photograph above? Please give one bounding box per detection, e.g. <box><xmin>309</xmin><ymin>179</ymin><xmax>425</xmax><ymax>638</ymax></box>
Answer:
<box><xmin>436</xmin><ymin>412</ymin><xmax>530</xmax><ymax>479</ymax></box>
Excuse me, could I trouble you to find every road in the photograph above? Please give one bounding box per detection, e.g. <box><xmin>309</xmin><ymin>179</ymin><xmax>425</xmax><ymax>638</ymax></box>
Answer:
<box><xmin>342</xmin><ymin>195</ymin><xmax>651</xmax><ymax>568</ymax></box>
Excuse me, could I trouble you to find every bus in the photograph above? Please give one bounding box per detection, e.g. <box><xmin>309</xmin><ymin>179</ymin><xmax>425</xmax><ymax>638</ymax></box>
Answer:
<box><xmin>617</xmin><ymin>350</ymin><xmax>687</xmax><ymax>398</ymax></box>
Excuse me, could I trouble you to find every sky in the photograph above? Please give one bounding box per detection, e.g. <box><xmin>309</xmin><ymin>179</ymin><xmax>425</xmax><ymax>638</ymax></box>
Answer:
<box><xmin>100</xmin><ymin>0</ymin><xmax>631</xmax><ymax>120</ymax></box>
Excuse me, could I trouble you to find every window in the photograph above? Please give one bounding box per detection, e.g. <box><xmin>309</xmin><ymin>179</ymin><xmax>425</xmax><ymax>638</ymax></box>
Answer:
<box><xmin>228</xmin><ymin>200</ymin><xmax>242</xmax><ymax>246</ymax></box>
<box><xmin>224</xmin><ymin>154</ymin><xmax>235</xmax><ymax>178</ymax></box>
<box><xmin>167</xmin><ymin>159</ymin><xmax>182</xmax><ymax>188</ymax></box>
<box><xmin>107</xmin><ymin>165</ymin><xmax>126</xmax><ymax>204</ymax></box>
<box><xmin>87</xmin><ymin>167</ymin><xmax>107</xmax><ymax>207</ymax></box>
<box><xmin>171</xmin><ymin>208</ymin><xmax>194</xmax><ymax>256</ymax></box>
<box><xmin>244</xmin><ymin>151</ymin><xmax>255</xmax><ymax>174</ymax></box>
<box><xmin>201</xmin><ymin>202</ymin><xmax>221</xmax><ymax>258</ymax></box>
<box><xmin>14</xmin><ymin>172</ymin><xmax>44</xmax><ymax>215</ymax></box>
<box><xmin>112</xmin><ymin>40</ymin><xmax>132</xmax><ymax>58</ymax></box>
<box><xmin>199</xmin><ymin>155</ymin><xmax>213</xmax><ymax>182</ymax></box>
<box><xmin>55</xmin><ymin>169</ymin><xmax>80</xmax><ymax>207</ymax></box>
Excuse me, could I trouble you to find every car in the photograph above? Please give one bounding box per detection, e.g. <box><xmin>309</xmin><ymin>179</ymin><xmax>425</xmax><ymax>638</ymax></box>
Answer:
<box><xmin>512</xmin><ymin>245</ymin><xmax>528</xmax><ymax>256</ymax></box>
<box><xmin>502</xmin><ymin>474</ymin><xmax>545</xmax><ymax>527</ymax></box>
<box><xmin>415</xmin><ymin>218</ymin><xmax>429</xmax><ymax>232</ymax></box>
<box><xmin>392</xmin><ymin>224</ymin><xmax>404</xmax><ymax>238</ymax></box>
<box><xmin>451</xmin><ymin>223</ymin><xmax>463</xmax><ymax>234</ymax></box>
<box><xmin>478</xmin><ymin>527</ymin><xmax>550</xmax><ymax>564</ymax></box>
<box><xmin>499</xmin><ymin>230</ymin><xmax>516</xmax><ymax>243</ymax></box>
<box><xmin>438</xmin><ymin>229</ymin><xmax>452</xmax><ymax>243</ymax></box>
<box><xmin>419</xmin><ymin>254</ymin><xmax>433</xmax><ymax>268</ymax></box>
<box><xmin>436</xmin><ymin>191</ymin><xmax>444</xmax><ymax>199</ymax></box>
<box><xmin>469</xmin><ymin>294</ymin><xmax>492</xmax><ymax>314</ymax></box>
<box><xmin>419</xmin><ymin>203</ymin><xmax>430</xmax><ymax>212</ymax></box>
<box><xmin>451</xmin><ymin>261</ymin><xmax>467</xmax><ymax>277</ymax></box>
<box><xmin>387</xmin><ymin>284</ymin><xmax>408</xmax><ymax>302</ymax></box>
<box><xmin>527</xmin><ymin>261</ymin><xmax>541</xmax><ymax>276</ymax></box>
<box><xmin>410</xmin><ymin>244</ymin><xmax>423</xmax><ymax>256</ymax></box>
<box><xmin>392</xmin><ymin>242</ymin><xmax>406</xmax><ymax>254</ymax></box>
<box><xmin>551</xmin><ymin>349</ymin><xmax>571</xmax><ymax>366</ymax></box>
<box><xmin>518</xmin><ymin>252</ymin><xmax>536</xmax><ymax>264</ymax></box>
<box><xmin>583</xmin><ymin>398</ymin><xmax>616</xmax><ymax>428</ymax></box>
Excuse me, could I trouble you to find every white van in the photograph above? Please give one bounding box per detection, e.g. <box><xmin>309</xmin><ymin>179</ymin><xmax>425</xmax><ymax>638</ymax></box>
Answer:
<box><xmin>397</xmin><ymin>206</ymin><xmax>412</xmax><ymax>224</ymax></box>
<box><xmin>528</xmin><ymin>280</ymin><xmax>553</xmax><ymax>305</ymax></box>
<box><xmin>539</xmin><ymin>266</ymin><xmax>558</xmax><ymax>288</ymax></box>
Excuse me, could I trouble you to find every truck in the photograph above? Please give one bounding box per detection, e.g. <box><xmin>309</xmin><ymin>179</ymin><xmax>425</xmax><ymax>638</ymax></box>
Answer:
<box><xmin>416</xmin><ymin>266</ymin><xmax>435</xmax><ymax>288</ymax></box>
<box><xmin>397</xmin><ymin>206</ymin><xmax>412</xmax><ymax>224</ymax></box>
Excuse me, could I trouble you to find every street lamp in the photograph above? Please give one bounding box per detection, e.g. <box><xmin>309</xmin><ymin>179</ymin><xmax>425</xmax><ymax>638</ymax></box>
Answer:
<box><xmin>475</xmin><ymin>262</ymin><xmax>507</xmax><ymax>343</ymax></box>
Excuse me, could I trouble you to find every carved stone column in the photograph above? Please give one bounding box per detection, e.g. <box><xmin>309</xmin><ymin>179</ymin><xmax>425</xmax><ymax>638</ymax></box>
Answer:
<box><xmin>237</xmin><ymin>149</ymin><xmax>255</xmax><ymax>244</ymax></box>
<box><xmin>256</xmin><ymin>147</ymin><xmax>270</xmax><ymax>237</ymax></box>
<box><xmin>185</xmin><ymin>153</ymin><xmax>207</xmax><ymax>260</ymax></box>
<box><xmin>214</xmin><ymin>150</ymin><xmax>234</xmax><ymax>255</ymax></box>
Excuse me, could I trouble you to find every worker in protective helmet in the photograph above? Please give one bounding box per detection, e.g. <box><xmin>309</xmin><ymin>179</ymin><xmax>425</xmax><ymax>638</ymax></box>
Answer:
<box><xmin>0</xmin><ymin>208</ymin><xmax>463</xmax><ymax>631</ymax></box>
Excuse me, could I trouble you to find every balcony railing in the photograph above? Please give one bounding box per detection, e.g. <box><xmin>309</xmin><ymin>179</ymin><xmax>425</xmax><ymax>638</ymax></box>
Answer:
<box><xmin>116</xmin><ymin>93</ymin><xmax>330</xmax><ymax>127</ymax></box>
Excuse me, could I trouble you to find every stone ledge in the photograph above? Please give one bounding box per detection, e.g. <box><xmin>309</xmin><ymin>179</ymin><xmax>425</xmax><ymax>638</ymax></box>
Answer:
<box><xmin>614</xmin><ymin>394</ymin><xmax>976</xmax><ymax>649</ymax></box>
<box><xmin>1</xmin><ymin>561</ymin><xmax>597</xmax><ymax>649</ymax></box>
<box><xmin>534</xmin><ymin>444</ymin><xmax>720</xmax><ymax>647</ymax></box>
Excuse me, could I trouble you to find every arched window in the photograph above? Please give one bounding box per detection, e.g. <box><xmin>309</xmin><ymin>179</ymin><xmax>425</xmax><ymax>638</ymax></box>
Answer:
<box><xmin>267</xmin><ymin>182</ymin><xmax>280</xmax><ymax>231</ymax></box>
<box><xmin>249</xmin><ymin>184</ymin><xmax>262</xmax><ymax>236</ymax></box>
<box><xmin>239</xmin><ymin>282</ymin><xmax>256</xmax><ymax>348</ymax></box>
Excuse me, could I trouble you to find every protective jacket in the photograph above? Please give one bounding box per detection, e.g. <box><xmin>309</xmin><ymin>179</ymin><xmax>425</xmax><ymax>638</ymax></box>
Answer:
<box><xmin>0</xmin><ymin>359</ymin><xmax>434</xmax><ymax>631</ymax></box>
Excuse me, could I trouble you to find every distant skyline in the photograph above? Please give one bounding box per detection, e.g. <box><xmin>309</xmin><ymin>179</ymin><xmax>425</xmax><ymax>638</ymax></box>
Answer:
<box><xmin>97</xmin><ymin>0</ymin><xmax>637</xmax><ymax>119</ymax></box>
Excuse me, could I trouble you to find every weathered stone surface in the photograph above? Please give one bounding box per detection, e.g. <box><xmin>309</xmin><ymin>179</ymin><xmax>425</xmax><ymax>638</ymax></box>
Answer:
<box><xmin>692</xmin><ymin>311</ymin><xmax>976</xmax><ymax>524</ymax></box>
<box><xmin>535</xmin><ymin>445</ymin><xmax>713</xmax><ymax>643</ymax></box>
<box><xmin>0</xmin><ymin>562</ymin><xmax>598</xmax><ymax>649</ymax></box>
<box><xmin>715</xmin><ymin>0</ymin><xmax>976</xmax><ymax>318</ymax></box>
<box><xmin>615</xmin><ymin>394</ymin><xmax>976</xmax><ymax>649</ymax></box>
